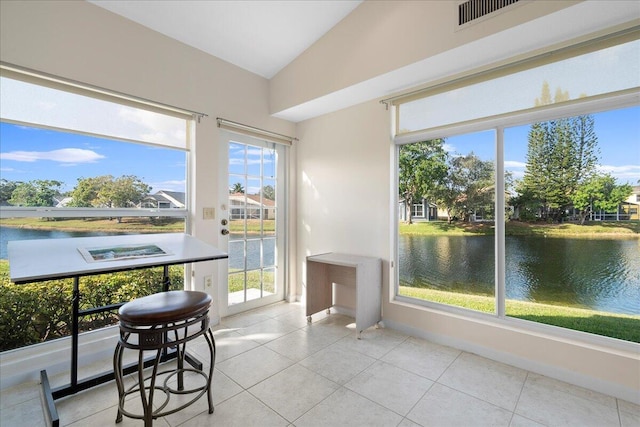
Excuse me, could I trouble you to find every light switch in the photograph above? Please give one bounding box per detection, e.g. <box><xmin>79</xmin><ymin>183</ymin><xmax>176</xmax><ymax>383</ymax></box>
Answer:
<box><xmin>203</xmin><ymin>207</ymin><xmax>215</xmax><ymax>220</ymax></box>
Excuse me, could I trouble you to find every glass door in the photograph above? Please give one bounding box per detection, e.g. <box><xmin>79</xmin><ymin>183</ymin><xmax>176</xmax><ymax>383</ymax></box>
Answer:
<box><xmin>219</xmin><ymin>132</ymin><xmax>287</xmax><ymax>316</ymax></box>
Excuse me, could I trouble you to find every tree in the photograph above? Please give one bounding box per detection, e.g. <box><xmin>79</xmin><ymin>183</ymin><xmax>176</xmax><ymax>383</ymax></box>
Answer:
<box><xmin>230</xmin><ymin>182</ymin><xmax>244</xmax><ymax>194</ymax></box>
<box><xmin>520</xmin><ymin>82</ymin><xmax>599</xmax><ymax>221</ymax></box>
<box><xmin>262</xmin><ymin>185</ymin><xmax>275</xmax><ymax>200</ymax></box>
<box><xmin>0</xmin><ymin>179</ymin><xmax>17</xmax><ymax>205</ymax></box>
<box><xmin>398</xmin><ymin>139</ymin><xmax>448</xmax><ymax>224</ymax></box>
<box><xmin>571</xmin><ymin>174</ymin><xmax>633</xmax><ymax>225</ymax></box>
<box><xmin>68</xmin><ymin>175</ymin><xmax>113</xmax><ymax>207</ymax></box>
<box><xmin>8</xmin><ymin>180</ymin><xmax>63</xmax><ymax>207</ymax></box>
<box><xmin>434</xmin><ymin>153</ymin><xmax>494</xmax><ymax>223</ymax></box>
<box><xmin>95</xmin><ymin>175</ymin><xmax>151</xmax><ymax>209</ymax></box>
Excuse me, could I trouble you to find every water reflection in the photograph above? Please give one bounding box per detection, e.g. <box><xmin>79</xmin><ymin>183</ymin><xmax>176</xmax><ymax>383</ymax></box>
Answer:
<box><xmin>399</xmin><ymin>234</ymin><xmax>640</xmax><ymax>315</ymax></box>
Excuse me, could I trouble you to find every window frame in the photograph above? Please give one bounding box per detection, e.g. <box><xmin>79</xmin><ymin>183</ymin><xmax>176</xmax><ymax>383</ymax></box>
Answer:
<box><xmin>0</xmin><ymin>65</ymin><xmax>195</xmax><ymax>225</ymax></box>
<box><xmin>391</xmin><ymin>91</ymin><xmax>640</xmax><ymax>352</ymax></box>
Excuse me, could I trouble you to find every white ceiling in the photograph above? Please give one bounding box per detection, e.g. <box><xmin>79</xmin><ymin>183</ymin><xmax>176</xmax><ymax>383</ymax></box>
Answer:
<box><xmin>89</xmin><ymin>0</ymin><xmax>362</xmax><ymax>79</ymax></box>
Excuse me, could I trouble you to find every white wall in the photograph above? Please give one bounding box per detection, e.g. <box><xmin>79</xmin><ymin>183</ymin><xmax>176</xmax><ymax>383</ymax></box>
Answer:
<box><xmin>296</xmin><ymin>100</ymin><xmax>391</xmax><ymax>308</ymax></box>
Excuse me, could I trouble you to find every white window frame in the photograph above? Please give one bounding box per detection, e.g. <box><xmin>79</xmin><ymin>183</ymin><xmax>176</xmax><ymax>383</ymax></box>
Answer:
<box><xmin>0</xmin><ymin>63</ymin><xmax>197</xmax><ymax>225</ymax></box>
<box><xmin>391</xmin><ymin>91</ymin><xmax>640</xmax><ymax>352</ymax></box>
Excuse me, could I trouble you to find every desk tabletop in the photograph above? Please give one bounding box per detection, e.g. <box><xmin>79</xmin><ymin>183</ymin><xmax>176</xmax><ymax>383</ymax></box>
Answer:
<box><xmin>307</xmin><ymin>252</ymin><xmax>380</xmax><ymax>268</ymax></box>
<box><xmin>8</xmin><ymin>233</ymin><xmax>228</xmax><ymax>284</ymax></box>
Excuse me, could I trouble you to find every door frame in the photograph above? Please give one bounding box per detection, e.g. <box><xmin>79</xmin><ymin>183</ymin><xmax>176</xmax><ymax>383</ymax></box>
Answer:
<box><xmin>217</xmin><ymin>130</ymin><xmax>288</xmax><ymax>317</ymax></box>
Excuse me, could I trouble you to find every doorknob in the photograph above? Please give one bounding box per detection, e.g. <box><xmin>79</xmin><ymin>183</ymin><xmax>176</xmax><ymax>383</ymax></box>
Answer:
<box><xmin>221</xmin><ymin>229</ymin><xmax>229</xmax><ymax>236</ymax></box>
<box><xmin>221</xmin><ymin>219</ymin><xmax>228</xmax><ymax>226</ymax></box>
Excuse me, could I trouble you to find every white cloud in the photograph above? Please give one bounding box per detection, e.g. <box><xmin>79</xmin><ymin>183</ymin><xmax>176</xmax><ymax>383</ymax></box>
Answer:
<box><xmin>442</xmin><ymin>143</ymin><xmax>456</xmax><ymax>152</ymax></box>
<box><xmin>0</xmin><ymin>148</ymin><xmax>105</xmax><ymax>163</ymax></box>
<box><xmin>505</xmin><ymin>160</ymin><xmax>527</xmax><ymax>168</ymax></box>
<box><xmin>597</xmin><ymin>164</ymin><xmax>640</xmax><ymax>184</ymax></box>
<box><xmin>149</xmin><ymin>179</ymin><xmax>186</xmax><ymax>193</ymax></box>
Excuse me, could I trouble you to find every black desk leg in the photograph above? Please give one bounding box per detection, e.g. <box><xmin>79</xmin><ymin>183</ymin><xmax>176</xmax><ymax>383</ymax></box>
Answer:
<box><xmin>40</xmin><ymin>370</ymin><xmax>59</xmax><ymax>427</ymax></box>
<box><xmin>40</xmin><ymin>276</ymin><xmax>80</xmax><ymax>426</ymax></box>
<box><xmin>71</xmin><ymin>276</ymin><xmax>80</xmax><ymax>388</ymax></box>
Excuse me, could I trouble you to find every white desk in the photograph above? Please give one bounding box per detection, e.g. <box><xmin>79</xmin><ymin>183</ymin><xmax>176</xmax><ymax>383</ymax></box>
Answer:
<box><xmin>8</xmin><ymin>233</ymin><xmax>227</xmax><ymax>427</ymax></box>
<box><xmin>306</xmin><ymin>253</ymin><xmax>381</xmax><ymax>338</ymax></box>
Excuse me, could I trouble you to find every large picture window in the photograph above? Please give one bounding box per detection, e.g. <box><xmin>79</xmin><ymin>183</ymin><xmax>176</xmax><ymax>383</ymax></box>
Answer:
<box><xmin>0</xmin><ymin>66</ymin><xmax>196</xmax><ymax>351</ymax></box>
<box><xmin>393</xmin><ymin>32</ymin><xmax>640</xmax><ymax>344</ymax></box>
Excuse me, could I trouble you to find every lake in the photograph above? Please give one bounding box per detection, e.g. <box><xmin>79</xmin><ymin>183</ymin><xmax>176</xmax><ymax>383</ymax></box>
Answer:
<box><xmin>2</xmin><ymin>226</ymin><xmax>638</xmax><ymax>315</ymax></box>
<box><xmin>0</xmin><ymin>226</ymin><xmax>132</xmax><ymax>259</ymax></box>
<box><xmin>399</xmin><ymin>234</ymin><xmax>640</xmax><ymax>316</ymax></box>
<box><xmin>0</xmin><ymin>226</ymin><xmax>272</xmax><ymax>273</ymax></box>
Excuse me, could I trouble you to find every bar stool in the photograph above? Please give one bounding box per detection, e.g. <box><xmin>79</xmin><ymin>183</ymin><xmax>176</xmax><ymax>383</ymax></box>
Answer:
<box><xmin>113</xmin><ymin>290</ymin><xmax>215</xmax><ymax>426</ymax></box>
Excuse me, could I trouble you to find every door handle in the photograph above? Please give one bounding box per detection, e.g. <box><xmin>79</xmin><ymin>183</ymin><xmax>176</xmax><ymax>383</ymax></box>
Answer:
<box><xmin>221</xmin><ymin>229</ymin><xmax>229</xmax><ymax>236</ymax></box>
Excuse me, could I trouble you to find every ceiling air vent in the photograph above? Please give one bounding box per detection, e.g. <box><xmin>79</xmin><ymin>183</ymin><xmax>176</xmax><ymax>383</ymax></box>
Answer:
<box><xmin>458</xmin><ymin>0</ymin><xmax>520</xmax><ymax>26</ymax></box>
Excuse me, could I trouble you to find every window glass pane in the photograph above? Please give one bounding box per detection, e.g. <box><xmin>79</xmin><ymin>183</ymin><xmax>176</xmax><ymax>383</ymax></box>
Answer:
<box><xmin>0</xmin><ymin>77</ymin><xmax>187</xmax><ymax>149</ymax></box>
<box><xmin>398</xmin><ymin>40</ymin><xmax>640</xmax><ymax>134</ymax></box>
<box><xmin>398</xmin><ymin>131</ymin><xmax>496</xmax><ymax>313</ymax></box>
<box><xmin>504</xmin><ymin>106</ymin><xmax>640</xmax><ymax>342</ymax></box>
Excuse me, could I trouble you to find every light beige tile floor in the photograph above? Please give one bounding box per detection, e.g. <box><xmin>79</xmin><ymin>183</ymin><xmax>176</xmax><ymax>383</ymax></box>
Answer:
<box><xmin>1</xmin><ymin>301</ymin><xmax>639</xmax><ymax>427</ymax></box>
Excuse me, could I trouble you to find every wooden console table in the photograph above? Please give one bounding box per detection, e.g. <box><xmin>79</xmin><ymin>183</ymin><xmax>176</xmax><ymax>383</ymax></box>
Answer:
<box><xmin>306</xmin><ymin>253</ymin><xmax>381</xmax><ymax>338</ymax></box>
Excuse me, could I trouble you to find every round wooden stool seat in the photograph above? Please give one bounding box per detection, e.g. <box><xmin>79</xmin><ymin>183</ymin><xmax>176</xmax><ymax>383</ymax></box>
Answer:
<box><xmin>118</xmin><ymin>290</ymin><xmax>212</xmax><ymax>325</ymax></box>
<box><xmin>113</xmin><ymin>290</ymin><xmax>216</xmax><ymax>426</ymax></box>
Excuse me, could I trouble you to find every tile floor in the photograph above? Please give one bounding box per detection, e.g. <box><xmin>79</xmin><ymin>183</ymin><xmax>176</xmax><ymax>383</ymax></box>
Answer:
<box><xmin>1</xmin><ymin>301</ymin><xmax>638</xmax><ymax>427</ymax></box>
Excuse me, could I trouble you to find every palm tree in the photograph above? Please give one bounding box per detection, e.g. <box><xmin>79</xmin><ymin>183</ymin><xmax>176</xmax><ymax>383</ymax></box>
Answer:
<box><xmin>230</xmin><ymin>182</ymin><xmax>244</xmax><ymax>193</ymax></box>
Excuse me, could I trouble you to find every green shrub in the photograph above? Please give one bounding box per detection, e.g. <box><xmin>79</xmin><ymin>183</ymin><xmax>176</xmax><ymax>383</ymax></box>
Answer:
<box><xmin>0</xmin><ymin>260</ymin><xmax>183</xmax><ymax>352</ymax></box>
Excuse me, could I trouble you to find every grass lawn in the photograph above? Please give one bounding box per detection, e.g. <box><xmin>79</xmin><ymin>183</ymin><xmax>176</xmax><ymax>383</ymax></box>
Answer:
<box><xmin>0</xmin><ymin>217</ymin><xmax>185</xmax><ymax>232</ymax></box>
<box><xmin>399</xmin><ymin>286</ymin><xmax>640</xmax><ymax>343</ymax></box>
<box><xmin>399</xmin><ymin>220</ymin><xmax>640</xmax><ymax>237</ymax></box>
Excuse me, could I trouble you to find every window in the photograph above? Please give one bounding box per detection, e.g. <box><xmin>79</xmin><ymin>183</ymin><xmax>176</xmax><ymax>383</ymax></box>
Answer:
<box><xmin>393</xmin><ymin>31</ymin><xmax>640</xmax><ymax>343</ymax></box>
<box><xmin>411</xmin><ymin>202</ymin><xmax>424</xmax><ymax>218</ymax></box>
<box><xmin>398</xmin><ymin>130</ymin><xmax>496</xmax><ymax>314</ymax></box>
<box><xmin>0</xmin><ymin>66</ymin><xmax>197</xmax><ymax>351</ymax></box>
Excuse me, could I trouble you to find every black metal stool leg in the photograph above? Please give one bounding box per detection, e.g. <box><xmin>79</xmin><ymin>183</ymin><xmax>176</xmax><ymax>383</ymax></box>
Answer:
<box><xmin>205</xmin><ymin>328</ymin><xmax>216</xmax><ymax>414</ymax></box>
<box><xmin>113</xmin><ymin>341</ymin><xmax>125</xmax><ymax>423</ymax></box>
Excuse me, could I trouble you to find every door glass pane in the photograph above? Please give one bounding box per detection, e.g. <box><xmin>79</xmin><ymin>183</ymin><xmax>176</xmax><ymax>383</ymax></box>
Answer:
<box><xmin>264</xmin><ymin>267</ymin><xmax>276</xmax><ymax>296</ymax></box>
<box><xmin>263</xmin><ymin>237</ymin><xmax>276</xmax><ymax>267</ymax></box>
<box><xmin>227</xmin><ymin>140</ymin><xmax>280</xmax><ymax>307</ymax></box>
<box><xmin>247</xmin><ymin>146</ymin><xmax>261</xmax><ymax>176</ymax></box>
<box><xmin>228</xmin><ymin>240</ymin><xmax>244</xmax><ymax>271</ymax></box>
<box><xmin>246</xmin><ymin>239</ymin><xmax>261</xmax><ymax>271</ymax></box>
<box><xmin>229</xmin><ymin>143</ymin><xmax>246</xmax><ymax>175</ymax></box>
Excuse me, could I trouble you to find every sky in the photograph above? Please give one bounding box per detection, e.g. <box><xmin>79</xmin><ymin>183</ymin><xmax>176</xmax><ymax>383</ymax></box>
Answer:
<box><xmin>0</xmin><ymin>105</ymin><xmax>638</xmax><ymax>199</ymax></box>
<box><xmin>444</xmin><ymin>106</ymin><xmax>640</xmax><ymax>185</ymax></box>
<box><xmin>0</xmin><ymin>122</ymin><xmax>187</xmax><ymax>193</ymax></box>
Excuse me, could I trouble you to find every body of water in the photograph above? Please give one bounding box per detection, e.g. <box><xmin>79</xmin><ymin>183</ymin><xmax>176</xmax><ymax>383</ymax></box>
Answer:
<box><xmin>0</xmin><ymin>226</ymin><xmax>131</xmax><ymax>259</ymax></box>
<box><xmin>1</xmin><ymin>226</ymin><xmax>273</xmax><ymax>273</ymax></box>
<box><xmin>3</xmin><ymin>226</ymin><xmax>638</xmax><ymax>315</ymax></box>
<box><xmin>399</xmin><ymin>234</ymin><xmax>640</xmax><ymax>315</ymax></box>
